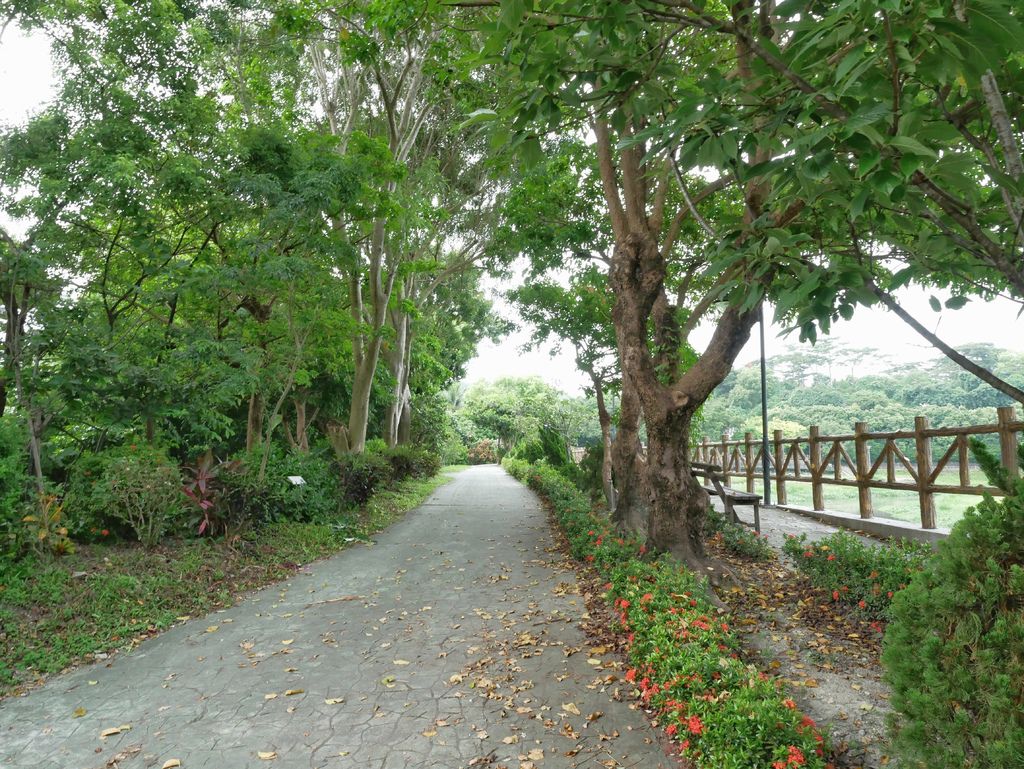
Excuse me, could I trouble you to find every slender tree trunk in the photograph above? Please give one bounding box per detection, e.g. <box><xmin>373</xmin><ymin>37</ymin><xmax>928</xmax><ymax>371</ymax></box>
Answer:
<box><xmin>347</xmin><ymin>354</ymin><xmax>379</xmax><ymax>453</ymax></box>
<box><xmin>246</xmin><ymin>392</ymin><xmax>264</xmax><ymax>452</ymax></box>
<box><xmin>589</xmin><ymin>372</ymin><xmax>616</xmax><ymax>510</ymax></box>
<box><xmin>397</xmin><ymin>383</ymin><xmax>413</xmax><ymax>445</ymax></box>
<box><xmin>383</xmin><ymin>311</ymin><xmax>412</xmax><ymax>447</ymax></box>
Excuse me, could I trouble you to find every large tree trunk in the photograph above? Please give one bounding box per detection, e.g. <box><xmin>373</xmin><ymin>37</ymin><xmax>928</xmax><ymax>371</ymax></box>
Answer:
<box><xmin>610</xmin><ymin>385</ymin><xmax>649</xmax><ymax>535</ymax></box>
<box><xmin>610</xmin><ymin>231</ymin><xmax>758</xmax><ymax>578</ymax></box>
<box><xmin>643</xmin><ymin>405</ymin><xmax>708</xmax><ymax>570</ymax></box>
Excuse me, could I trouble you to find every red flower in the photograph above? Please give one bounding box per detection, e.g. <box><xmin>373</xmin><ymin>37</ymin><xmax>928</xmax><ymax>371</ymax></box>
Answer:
<box><xmin>687</xmin><ymin>716</ymin><xmax>703</xmax><ymax>735</ymax></box>
<box><xmin>665</xmin><ymin>723</ymin><xmax>678</xmax><ymax>736</ymax></box>
<box><xmin>803</xmin><ymin>551</ymin><xmax>814</xmax><ymax>558</ymax></box>
<box><xmin>639</xmin><ymin>544</ymin><xmax>647</xmax><ymax>555</ymax></box>
<box><xmin>787</xmin><ymin>745</ymin><xmax>806</xmax><ymax>766</ymax></box>
<box><xmin>782</xmin><ymin>698</ymin><xmax>796</xmax><ymax>709</ymax></box>
<box><xmin>773</xmin><ymin>762</ymin><xmax>786</xmax><ymax>769</ymax></box>
<box><xmin>640</xmin><ymin>592</ymin><xmax>654</xmax><ymax>604</ymax></box>
<box><xmin>679</xmin><ymin>739</ymin><xmax>690</xmax><ymax>752</ymax></box>
<box><xmin>832</xmin><ymin>590</ymin><xmax>840</xmax><ymax>601</ymax></box>
<box><xmin>625</xmin><ymin>668</ymin><xmax>637</xmax><ymax>683</ymax></box>
<box><xmin>101</xmin><ymin>529</ymin><xmax>109</xmax><ymax>536</ymax></box>
<box><xmin>858</xmin><ymin>600</ymin><xmax>867</xmax><ymax>609</ymax></box>
<box><xmin>827</xmin><ymin>554</ymin><xmax>836</xmax><ymax>561</ymax></box>
<box><xmin>887</xmin><ymin>591</ymin><xmax>894</xmax><ymax>599</ymax></box>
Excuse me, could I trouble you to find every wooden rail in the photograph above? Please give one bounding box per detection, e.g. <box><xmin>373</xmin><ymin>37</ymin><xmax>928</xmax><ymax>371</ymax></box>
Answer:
<box><xmin>692</xmin><ymin>406</ymin><xmax>1022</xmax><ymax>529</ymax></box>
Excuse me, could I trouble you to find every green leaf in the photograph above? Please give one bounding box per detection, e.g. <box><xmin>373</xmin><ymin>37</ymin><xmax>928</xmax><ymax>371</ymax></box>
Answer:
<box><xmin>889</xmin><ymin>135</ymin><xmax>937</xmax><ymax>158</ymax></box>
<box><xmin>459</xmin><ymin>109</ymin><xmax>498</xmax><ymax>130</ymax></box>
<box><xmin>945</xmin><ymin>295</ymin><xmax>969</xmax><ymax>310</ymax></box>
<box><xmin>929</xmin><ymin>295</ymin><xmax>942</xmax><ymax>312</ymax></box>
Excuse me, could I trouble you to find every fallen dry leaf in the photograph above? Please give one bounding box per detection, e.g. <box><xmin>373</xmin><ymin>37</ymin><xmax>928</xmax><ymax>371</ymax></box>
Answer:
<box><xmin>284</xmin><ymin>689</ymin><xmax>304</xmax><ymax>696</ymax></box>
<box><xmin>502</xmin><ymin>735</ymin><xmax>519</xmax><ymax>745</ymax></box>
<box><xmin>257</xmin><ymin>751</ymin><xmax>277</xmax><ymax>760</ymax></box>
<box><xmin>561</xmin><ymin>703</ymin><xmax>581</xmax><ymax>716</ymax></box>
<box><xmin>99</xmin><ymin>727</ymin><xmax>122</xmax><ymax>738</ymax></box>
<box><xmin>422</xmin><ymin>730</ymin><xmax>437</xmax><ymax>737</ymax></box>
<box><xmin>205</xmin><ymin>626</ymin><xmax>218</xmax><ymax>633</ymax></box>
<box><xmin>72</xmin><ymin>707</ymin><xmax>87</xmax><ymax>718</ymax></box>
<box><xmin>527</xmin><ymin>748</ymin><xmax>545</xmax><ymax>760</ymax></box>
<box><xmin>281</xmin><ymin>639</ymin><xmax>293</xmax><ymax>645</ymax></box>
<box><xmin>393</xmin><ymin>659</ymin><xmax>411</xmax><ymax>666</ymax></box>
<box><xmin>324</xmin><ymin>698</ymin><xmax>344</xmax><ymax>705</ymax></box>
<box><xmin>161</xmin><ymin>760</ymin><xmax>181</xmax><ymax>769</ymax></box>
<box><xmin>264</xmin><ymin>693</ymin><xmax>278</xmax><ymax>700</ymax></box>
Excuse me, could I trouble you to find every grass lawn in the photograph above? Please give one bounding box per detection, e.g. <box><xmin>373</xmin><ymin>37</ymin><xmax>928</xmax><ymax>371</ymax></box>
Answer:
<box><xmin>0</xmin><ymin>466</ymin><xmax>463</xmax><ymax>696</ymax></box>
<box><xmin>734</xmin><ymin>469</ymin><xmax>985</xmax><ymax>529</ymax></box>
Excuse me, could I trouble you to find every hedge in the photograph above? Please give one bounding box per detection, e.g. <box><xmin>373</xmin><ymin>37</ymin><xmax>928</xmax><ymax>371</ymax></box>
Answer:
<box><xmin>503</xmin><ymin>458</ymin><xmax>830</xmax><ymax>769</ymax></box>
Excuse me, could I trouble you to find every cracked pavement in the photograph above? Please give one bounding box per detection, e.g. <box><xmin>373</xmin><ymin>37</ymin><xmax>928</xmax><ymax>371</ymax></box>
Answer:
<box><xmin>0</xmin><ymin>465</ymin><xmax>673</xmax><ymax>769</ymax></box>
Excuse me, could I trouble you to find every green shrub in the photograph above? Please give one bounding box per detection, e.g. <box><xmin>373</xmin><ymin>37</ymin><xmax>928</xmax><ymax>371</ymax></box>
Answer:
<box><xmin>882</xmin><ymin>446</ymin><xmax>1024</xmax><ymax>769</ymax></box>
<box><xmin>538</xmin><ymin>425</ymin><xmax>569</xmax><ymax>467</ymax></box>
<box><xmin>783</xmin><ymin>531</ymin><xmax>931</xmax><ymax>618</ymax></box>
<box><xmin>504</xmin><ymin>457</ymin><xmax>829</xmax><ymax>769</ymax></box>
<box><xmin>105</xmin><ymin>445</ymin><xmax>185</xmax><ymax>546</ymax></box>
<box><xmin>510</xmin><ymin>439</ymin><xmax>545</xmax><ymax>464</ymax></box>
<box><xmin>0</xmin><ymin>416</ymin><xmax>30</xmax><ymax>558</ymax></box>
<box><xmin>376</xmin><ymin>446</ymin><xmax>441</xmax><ymax>482</ymax></box>
<box><xmin>63</xmin><ymin>448</ymin><xmax>137</xmax><ymax>542</ymax></box>
<box><xmin>706</xmin><ymin>507</ymin><xmax>774</xmax><ymax>561</ymax></box>
<box><xmin>467</xmin><ymin>439</ymin><xmax>497</xmax><ymax>464</ymax></box>
<box><xmin>337</xmin><ymin>452</ymin><xmax>394</xmax><ymax>507</ymax></box>
<box><xmin>439</xmin><ymin>434</ymin><xmax>468</xmax><ymax>465</ymax></box>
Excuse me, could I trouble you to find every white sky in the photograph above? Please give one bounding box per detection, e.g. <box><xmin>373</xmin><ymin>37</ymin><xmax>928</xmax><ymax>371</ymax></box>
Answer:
<box><xmin>467</xmin><ymin>272</ymin><xmax>1024</xmax><ymax>395</ymax></box>
<box><xmin>4</xmin><ymin>26</ymin><xmax>1021</xmax><ymax>397</ymax></box>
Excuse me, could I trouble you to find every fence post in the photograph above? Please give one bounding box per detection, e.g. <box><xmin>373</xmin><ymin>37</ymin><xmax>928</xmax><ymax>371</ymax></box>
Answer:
<box><xmin>773</xmin><ymin>429</ymin><xmax>787</xmax><ymax>505</ymax></box>
<box><xmin>997</xmin><ymin>406</ymin><xmax>1020</xmax><ymax>480</ymax></box>
<box><xmin>702</xmin><ymin>436</ymin><xmax>711</xmax><ymax>465</ymax></box>
<box><xmin>744</xmin><ymin>432</ymin><xmax>755</xmax><ymax>493</ymax></box>
<box><xmin>854</xmin><ymin>421</ymin><xmax>873</xmax><ymax>518</ymax></box>
<box><xmin>914</xmin><ymin>416</ymin><xmax>936</xmax><ymax>529</ymax></box>
<box><xmin>721</xmin><ymin>433</ymin><xmax>730</xmax><ymax>485</ymax></box>
<box><xmin>809</xmin><ymin>425</ymin><xmax>824</xmax><ymax>511</ymax></box>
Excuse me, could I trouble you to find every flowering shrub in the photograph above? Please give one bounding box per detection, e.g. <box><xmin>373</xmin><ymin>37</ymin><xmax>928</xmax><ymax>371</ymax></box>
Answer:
<box><xmin>504</xmin><ymin>458</ymin><xmax>830</xmax><ymax>769</ymax></box>
<box><xmin>782</xmin><ymin>531</ymin><xmax>931</xmax><ymax>619</ymax></box>
<box><xmin>467</xmin><ymin>439</ymin><xmax>498</xmax><ymax>464</ymax></box>
<box><xmin>706</xmin><ymin>507</ymin><xmax>774</xmax><ymax>561</ymax></box>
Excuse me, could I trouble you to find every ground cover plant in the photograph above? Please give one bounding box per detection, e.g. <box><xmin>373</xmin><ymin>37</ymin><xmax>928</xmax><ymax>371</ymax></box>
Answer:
<box><xmin>706</xmin><ymin>507</ymin><xmax>774</xmax><ymax>562</ymax></box>
<box><xmin>504</xmin><ymin>458</ymin><xmax>830</xmax><ymax>769</ymax></box>
<box><xmin>0</xmin><ymin>469</ymin><xmax>457</xmax><ymax>696</ymax></box>
<box><xmin>782</xmin><ymin>532</ymin><xmax>931</xmax><ymax>620</ymax></box>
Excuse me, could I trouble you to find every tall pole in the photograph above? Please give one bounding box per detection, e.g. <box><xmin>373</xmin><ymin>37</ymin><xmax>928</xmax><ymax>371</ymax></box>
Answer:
<box><xmin>759</xmin><ymin>304</ymin><xmax>772</xmax><ymax>506</ymax></box>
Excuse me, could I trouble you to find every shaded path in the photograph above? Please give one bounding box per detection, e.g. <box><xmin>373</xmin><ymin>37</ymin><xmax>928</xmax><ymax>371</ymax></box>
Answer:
<box><xmin>1</xmin><ymin>466</ymin><xmax>672</xmax><ymax>769</ymax></box>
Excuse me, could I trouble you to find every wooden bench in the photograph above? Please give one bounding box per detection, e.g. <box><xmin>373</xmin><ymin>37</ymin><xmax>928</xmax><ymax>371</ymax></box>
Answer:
<box><xmin>691</xmin><ymin>461</ymin><xmax>762</xmax><ymax>534</ymax></box>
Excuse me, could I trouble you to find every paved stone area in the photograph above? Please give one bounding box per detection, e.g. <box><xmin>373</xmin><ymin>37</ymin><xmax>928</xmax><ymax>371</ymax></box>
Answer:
<box><xmin>0</xmin><ymin>466</ymin><xmax>673</xmax><ymax>769</ymax></box>
<box><xmin>722</xmin><ymin>500</ymin><xmax>876</xmax><ymax>550</ymax></box>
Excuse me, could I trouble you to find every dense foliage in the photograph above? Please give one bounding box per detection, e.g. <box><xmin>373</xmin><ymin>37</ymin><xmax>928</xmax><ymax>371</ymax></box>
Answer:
<box><xmin>882</xmin><ymin>443</ymin><xmax>1024</xmax><ymax>768</ymax></box>
<box><xmin>704</xmin><ymin>343</ymin><xmax>1024</xmax><ymax>440</ymax></box>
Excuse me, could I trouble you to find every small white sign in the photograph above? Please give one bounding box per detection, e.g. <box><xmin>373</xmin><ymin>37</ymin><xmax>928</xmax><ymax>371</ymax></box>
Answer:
<box><xmin>287</xmin><ymin>475</ymin><xmax>306</xmax><ymax>486</ymax></box>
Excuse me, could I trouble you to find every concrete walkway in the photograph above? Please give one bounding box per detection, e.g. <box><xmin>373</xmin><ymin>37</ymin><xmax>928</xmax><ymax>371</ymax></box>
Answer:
<box><xmin>0</xmin><ymin>466</ymin><xmax>672</xmax><ymax>769</ymax></box>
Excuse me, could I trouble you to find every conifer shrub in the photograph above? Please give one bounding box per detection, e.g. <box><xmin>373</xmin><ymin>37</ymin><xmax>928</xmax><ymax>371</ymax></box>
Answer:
<box><xmin>882</xmin><ymin>440</ymin><xmax>1024</xmax><ymax>768</ymax></box>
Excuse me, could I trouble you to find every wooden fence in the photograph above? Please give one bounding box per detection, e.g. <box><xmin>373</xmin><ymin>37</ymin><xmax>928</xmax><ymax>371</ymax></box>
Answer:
<box><xmin>692</xmin><ymin>406</ymin><xmax>1022</xmax><ymax>529</ymax></box>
